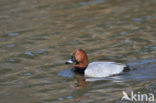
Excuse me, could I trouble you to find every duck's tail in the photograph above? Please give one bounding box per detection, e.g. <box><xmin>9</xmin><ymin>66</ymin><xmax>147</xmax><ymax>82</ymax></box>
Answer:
<box><xmin>123</xmin><ymin>65</ymin><xmax>136</xmax><ymax>72</ymax></box>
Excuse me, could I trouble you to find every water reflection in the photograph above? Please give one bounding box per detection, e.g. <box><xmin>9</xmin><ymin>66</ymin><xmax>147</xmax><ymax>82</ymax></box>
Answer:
<box><xmin>75</xmin><ymin>74</ymin><xmax>89</xmax><ymax>89</ymax></box>
<box><xmin>58</xmin><ymin>69</ymin><xmax>74</xmax><ymax>78</ymax></box>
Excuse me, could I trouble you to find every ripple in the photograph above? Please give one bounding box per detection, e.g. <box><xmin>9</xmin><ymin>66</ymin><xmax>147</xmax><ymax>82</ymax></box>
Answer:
<box><xmin>8</xmin><ymin>33</ymin><xmax>19</xmax><ymax>36</ymax></box>
<box><xmin>80</xmin><ymin>0</ymin><xmax>105</xmax><ymax>6</ymax></box>
<box><xmin>7</xmin><ymin>44</ymin><xmax>15</xmax><ymax>48</ymax></box>
<box><xmin>24</xmin><ymin>52</ymin><xmax>34</xmax><ymax>56</ymax></box>
<box><xmin>18</xmin><ymin>51</ymin><xmax>35</xmax><ymax>59</ymax></box>
<box><xmin>34</xmin><ymin>49</ymin><xmax>47</xmax><ymax>55</ymax></box>
<box><xmin>146</xmin><ymin>16</ymin><xmax>151</xmax><ymax>20</ymax></box>
<box><xmin>6</xmin><ymin>58</ymin><xmax>21</xmax><ymax>63</ymax></box>
<box><xmin>23</xmin><ymin>72</ymin><xmax>32</xmax><ymax>76</ymax></box>
<box><xmin>0</xmin><ymin>68</ymin><xmax>12</xmax><ymax>75</ymax></box>
<box><xmin>58</xmin><ymin>97</ymin><xmax>64</xmax><ymax>101</ymax></box>
<box><xmin>133</xmin><ymin>17</ymin><xmax>143</xmax><ymax>22</ymax></box>
<box><xmin>66</xmin><ymin>96</ymin><xmax>72</xmax><ymax>99</ymax></box>
<box><xmin>119</xmin><ymin>31</ymin><xmax>128</xmax><ymax>36</ymax></box>
<box><xmin>26</xmin><ymin>82</ymin><xmax>52</xmax><ymax>88</ymax></box>
<box><xmin>4</xmin><ymin>93</ymin><xmax>9</xmax><ymax>96</ymax></box>
<box><xmin>57</xmin><ymin>69</ymin><xmax>74</xmax><ymax>78</ymax></box>
<box><xmin>38</xmin><ymin>88</ymin><xmax>53</xmax><ymax>93</ymax></box>
<box><xmin>127</xmin><ymin>59</ymin><xmax>156</xmax><ymax>66</ymax></box>
<box><xmin>141</xmin><ymin>59</ymin><xmax>156</xmax><ymax>64</ymax></box>
<box><xmin>30</xmin><ymin>74</ymin><xmax>48</xmax><ymax>79</ymax></box>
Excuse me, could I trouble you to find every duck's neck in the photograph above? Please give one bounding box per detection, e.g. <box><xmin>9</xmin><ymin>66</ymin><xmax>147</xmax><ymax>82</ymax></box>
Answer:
<box><xmin>74</xmin><ymin>58</ymin><xmax>88</xmax><ymax>74</ymax></box>
<box><xmin>74</xmin><ymin>66</ymin><xmax>87</xmax><ymax>74</ymax></box>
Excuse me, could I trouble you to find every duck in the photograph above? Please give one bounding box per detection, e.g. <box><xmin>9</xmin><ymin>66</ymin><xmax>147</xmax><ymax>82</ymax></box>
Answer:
<box><xmin>65</xmin><ymin>48</ymin><xmax>131</xmax><ymax>77</ymax></box>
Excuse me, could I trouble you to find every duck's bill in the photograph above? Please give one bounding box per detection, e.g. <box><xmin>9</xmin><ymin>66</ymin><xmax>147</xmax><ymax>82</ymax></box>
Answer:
<box><xmin>65</xmin><ymin>59</ymin><xmax>74</xmax><ymax>64</ymax></box>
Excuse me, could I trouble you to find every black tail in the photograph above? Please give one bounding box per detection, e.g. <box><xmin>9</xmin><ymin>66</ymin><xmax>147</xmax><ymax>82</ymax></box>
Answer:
<box><xmin>123</xmin><ymin>65</ymin><xmax>136</xmax><ymax>72</ymax></box>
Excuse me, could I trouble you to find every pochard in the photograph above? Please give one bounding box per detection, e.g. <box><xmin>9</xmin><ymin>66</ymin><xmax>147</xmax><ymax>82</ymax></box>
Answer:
<box><xmin>65</xmin><ymin>49</ymin><xmax>130</xmax><ymax>77</ymax></box>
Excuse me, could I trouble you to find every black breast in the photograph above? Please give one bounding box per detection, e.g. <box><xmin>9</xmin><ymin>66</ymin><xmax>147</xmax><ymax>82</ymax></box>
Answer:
<box><xmin>73</xmin><ymin>67</ymin><xmax>86</xmax><ymax>74</ymax></box>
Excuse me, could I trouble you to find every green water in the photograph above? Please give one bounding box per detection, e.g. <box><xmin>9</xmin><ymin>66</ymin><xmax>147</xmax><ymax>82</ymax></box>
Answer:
<box><xmin>0</xmin><ymin>0</ymin><xmax>156</xmax><ymax>103</ymax></box>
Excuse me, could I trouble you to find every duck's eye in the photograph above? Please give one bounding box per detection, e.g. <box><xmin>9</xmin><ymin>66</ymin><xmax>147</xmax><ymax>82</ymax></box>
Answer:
<box><xmin>71</xmin><ymin>56</ymin><xmax>76</xmax><ymax>62</ymax></box>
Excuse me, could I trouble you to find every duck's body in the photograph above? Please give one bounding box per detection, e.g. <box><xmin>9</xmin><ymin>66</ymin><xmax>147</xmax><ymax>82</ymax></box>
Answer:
<box><xmin>85</xmin><ymin>62</ymin><xmax>127</xmax><ymax>77</ymax></box>
<box><xmin>66</xmin><ymin>49</ymin><xmax>130</xmax><ymax>77</ymax></box>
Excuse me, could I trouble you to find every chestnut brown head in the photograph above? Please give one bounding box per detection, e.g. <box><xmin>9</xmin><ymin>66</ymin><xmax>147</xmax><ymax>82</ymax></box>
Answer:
<box><xmin>66</xmin><ymin>49</ymin><xmax>88</xmax><ymax>68</ymax></box>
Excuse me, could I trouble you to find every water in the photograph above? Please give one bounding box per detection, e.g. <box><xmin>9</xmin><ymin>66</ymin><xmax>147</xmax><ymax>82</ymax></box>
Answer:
<box><xmin>0</xmin><ymin>0</ymin><xmax>156</xmax><ymax>103</ymax></box>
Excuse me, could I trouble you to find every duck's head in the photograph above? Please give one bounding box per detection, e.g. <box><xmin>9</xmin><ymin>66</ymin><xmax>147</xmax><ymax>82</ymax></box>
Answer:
<box><xmin>66</xmin><ymin>48</ymin><xmax>88</xmax><ymax>69</ymax></box>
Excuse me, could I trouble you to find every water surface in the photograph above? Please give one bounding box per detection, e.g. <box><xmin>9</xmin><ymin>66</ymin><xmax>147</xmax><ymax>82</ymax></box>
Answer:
<box><xmin>0</xmin><ymin>0</ymin><xmax>156</xmax><ymax>103</ymax></box>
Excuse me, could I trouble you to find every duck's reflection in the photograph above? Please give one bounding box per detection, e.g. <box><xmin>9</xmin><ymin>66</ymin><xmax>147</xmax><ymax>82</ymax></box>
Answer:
<box><xmin>58</xmin><ymin>68</ymin><xmax>89</xmax><ymax>89</ymax></box>
<box><xmin>57</xmin><ymin>68</ymin><xmax>74</xmax><ymax>78</ymax></box>
<box><xmin>74</xmin><ymin>73</ymin><xmax>89</xmax><ymax>89</ymax></box>
<box><xmin>58</xmin><ymin>68</ymin><xmax>126</xmax><ymax>89</ymax></box>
